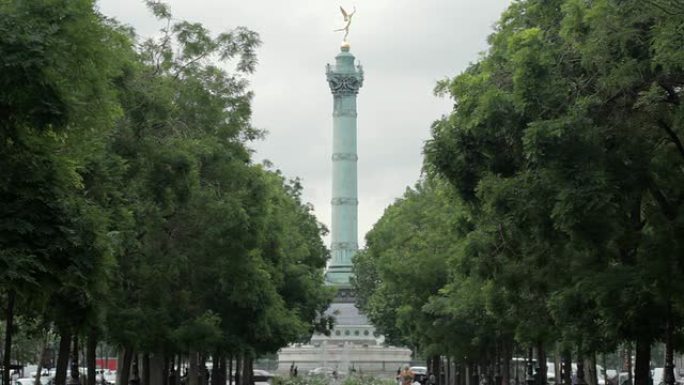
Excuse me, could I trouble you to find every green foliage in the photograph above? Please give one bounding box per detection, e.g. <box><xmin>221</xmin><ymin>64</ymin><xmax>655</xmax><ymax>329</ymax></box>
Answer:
<box><xmin>271</xmin><ymin>375</ymin><xmax>395</xmax><ymax>385</ymax></box>
<box><xmin>421</xmin><ymin>0</ymin><xmax>684</xmax><ymax>368</ymax></box>
<box><xmin>354</xmin><ymin>0</ymin><xmax>684</xmax><ymax>377</ymax></box>
<box><xmin>272</xmin><ymin>376</ymin><xmax>329</xmax><ymax>385</ymax></box>
<box><xmin>342</xmin><ymin>375</ymin><xmax>397</xmax><ymax>385</ymax></box>
<box><xmin>353</xmin><ymin>178</ymin><xmax>466</xmax><ymax>355</ymax></box>
<box><xmin>0</xmin><ymin>0</ymin><xmax>330</xmax><ymax>373</ymax></box>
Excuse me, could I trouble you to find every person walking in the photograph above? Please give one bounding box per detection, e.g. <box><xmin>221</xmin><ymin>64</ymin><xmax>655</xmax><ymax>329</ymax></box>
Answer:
<box><xmin>428</xmin><ymin>372</ymin><xmax>437</xmax><ymax>385</ymax></box>
<box><xmin>400</xmin><ymin>365</ymin><xmax>415</xmax><ymax>385</ymax></box>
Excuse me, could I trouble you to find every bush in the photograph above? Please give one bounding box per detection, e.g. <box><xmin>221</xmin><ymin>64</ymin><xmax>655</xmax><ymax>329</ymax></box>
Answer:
<box><xmin>271</xmin><ymin>374</ymin><xmax>396</xmax><ymax>385</ymax></box>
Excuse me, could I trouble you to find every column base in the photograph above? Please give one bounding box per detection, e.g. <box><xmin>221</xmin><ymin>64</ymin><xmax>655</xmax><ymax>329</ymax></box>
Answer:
<box><xmin>325</xmin><ymin>265</ymin><xmax>353</xmax><ymax>286</ymax></box>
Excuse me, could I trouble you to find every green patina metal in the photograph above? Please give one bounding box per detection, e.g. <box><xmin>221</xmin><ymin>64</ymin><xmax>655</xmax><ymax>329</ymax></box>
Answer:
<box><xmin>325</xmin><ymin>45</ymin><xmax>364</xmax><ymax>286</ymax></box>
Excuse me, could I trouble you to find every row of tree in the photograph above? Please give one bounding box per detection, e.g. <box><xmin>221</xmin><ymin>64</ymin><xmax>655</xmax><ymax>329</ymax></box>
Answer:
<box><xmin>0</xmin><ymin>1</ymin><xmax>332</xmax><ymax>385</ymax></box>
<box><xmin>353</xmin><ymin>1</ymin><xmax>684</xmax><ymax>385</ymax></box>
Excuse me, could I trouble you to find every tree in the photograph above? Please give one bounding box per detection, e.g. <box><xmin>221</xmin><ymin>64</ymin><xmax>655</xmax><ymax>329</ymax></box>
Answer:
<box><xmin>425</xmin><ymin>1</ymin><xmax>684</xmax><ymax>384</ymax></box>
<box><xmin>353</xmin><ymin>178</ymin><xmax>465</xmax><ymax>357</ymax></box>
<box><xmin>0</xmin><ymin>2</ymin><xmax>130</xmax><ymax>384</ymax></box>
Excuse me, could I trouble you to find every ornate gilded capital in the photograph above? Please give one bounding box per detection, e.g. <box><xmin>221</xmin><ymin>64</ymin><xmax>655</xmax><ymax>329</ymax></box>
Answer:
<box><xmin>326</xmin><ymin>66</ymin><xmax>364</xmax><ymax>95</ymax></box>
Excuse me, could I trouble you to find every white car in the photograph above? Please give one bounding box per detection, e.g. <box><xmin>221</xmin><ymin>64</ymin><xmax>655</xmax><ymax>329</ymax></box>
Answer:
<box><xmin>410</xmin><ymin>366</ymin><xmax>428</xmax><ymax>384</ymax></box>
<box><xmin>652</xmin><ymin>367</ymin><xmax>684</xmax><ymax>385</ymax></box>
<box><xmin>98</xmin><ymin>369</ymin><xmax>117</xmax><ymax>385</ymax></box>
<box><xmin>253</xmin><ymin>370</ymin><xmax>273</xmax><ymax>385</ymax></box>
<box><xmin>308</xmin><ymin>367</ymin><xmax>337</xmax><ymax>378</ymax></box>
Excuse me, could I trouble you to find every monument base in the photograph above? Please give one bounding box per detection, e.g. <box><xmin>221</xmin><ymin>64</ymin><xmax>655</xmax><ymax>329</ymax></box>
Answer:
<box><xmin>277</xmin><ymin>342</ymin><xmax>412</xmax><ymax>378</ymax></box>
<box><xmin>276</xmin><ymin>291</ymin><xmax>411</xmax><ymax>378</ymax></box>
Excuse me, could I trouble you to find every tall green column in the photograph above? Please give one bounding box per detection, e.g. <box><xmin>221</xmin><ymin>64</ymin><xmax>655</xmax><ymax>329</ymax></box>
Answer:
<box><xmin>325</xmin><ymin>43</ymin><xmax>364</xmax><ymax>286</ymax></box>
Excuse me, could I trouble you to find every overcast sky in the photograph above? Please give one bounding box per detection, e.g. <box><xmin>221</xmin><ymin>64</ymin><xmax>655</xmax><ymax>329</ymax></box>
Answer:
<box><xmin>96</xmin><ymin>0</ymin><xmax>511</xmax><ymax>247</ymax></box>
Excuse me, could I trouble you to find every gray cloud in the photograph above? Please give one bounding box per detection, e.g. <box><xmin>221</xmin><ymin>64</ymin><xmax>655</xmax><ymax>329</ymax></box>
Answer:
<box><xmin>97</xmin><ymin>0</ymin><xmax>511</xmax><ymax>246</ymax></box>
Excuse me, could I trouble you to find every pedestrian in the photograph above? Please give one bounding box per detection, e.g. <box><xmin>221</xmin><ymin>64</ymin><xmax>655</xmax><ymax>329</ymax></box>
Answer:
<box><xmin>289</xmin><ymin>363</ymin><xmax>295</xmax><ymax>378</ymax></box>
<box><xmin>400</xmin><ymin>365</ymin><xmax>415</xmax><ymax>385</ymax></box>
<box><xmin>293</xmin><ymin>366</ymin><xmax>298</xmax><ymax>377</ymax></box>
<box><xmin>428</xmin><ymin>372</ymin><xmax>437</xmax><ymax>385</ymax></box>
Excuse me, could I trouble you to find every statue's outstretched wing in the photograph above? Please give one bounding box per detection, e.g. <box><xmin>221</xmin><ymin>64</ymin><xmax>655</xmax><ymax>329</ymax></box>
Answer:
<box><xmin>340</xmin><ymin>6</ymin><xmax>349</xmax><ymax>21</ymax></box>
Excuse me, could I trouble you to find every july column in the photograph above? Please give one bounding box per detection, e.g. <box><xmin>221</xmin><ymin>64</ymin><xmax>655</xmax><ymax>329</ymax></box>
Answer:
<box><xmin>325</xmin><ymin>43</ymin><xmax>364</xmax><ymax>285</ymax></box>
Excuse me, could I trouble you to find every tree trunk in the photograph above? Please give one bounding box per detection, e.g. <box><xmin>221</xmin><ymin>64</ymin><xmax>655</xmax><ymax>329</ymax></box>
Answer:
<box><xmin>210</xmin><ymin>353</ymin><xmax>220</xmax><ymax>385</ymax></box>
<box><xmin>242</xmin><ymin>356</ymin><xmax>252</xmax><ymax>385</ymax></box>
<box><xmin>445</xmin><ymin>357</ymin><xmax>450</xmax><ymax>385</ymax></box>
<box><xmin>188</xmin><ymin>351</ymin><xmax>198</xmax><ymax>385</ymax></box>
<box><xmin>148</xmin><ymin>354</ymin><xmax>165</xmax><ymax>385</ymax></box>
<box><xmin>167</xmin><ymin>355</ymin><xmax>176</xmax><ymax>385</ymax></box>
<box><xmin>199</xmin><ymin>355</ymin><xmax>207</xmax><ymax>385</ymax></box>
<box><xmin>665</xmin><ymin>312</ymin><xmax>675</xmax><ymax>385</ymax></box>
<box><xmin>119</xmin><ymin>347</ymin><xmax>133</xmax><ymax>385</ymax></box>
<box><xmin>585</xmin><ymin>354</ymin><xmax>597</xmax><ymax>385</ymax></box>
<box><xmin>3</xmin><ymin>290</ymin><xmax>16</xmax><ymax>385</ymax></box>
<box><xmin>34</xmin><ymin>331</ymin><xmax>49</xmax><ymax>385</ymax></box>
<box><xmin>130</xmin><ymin>353</ymin><xmax>140</xmax><ymax>385</ymax></box>
<box><xmin>234</xmin><ymin>355</ymin><xmax>240</xmax><ymax>385</ymax></box>
<box><xmin>527</xmin><ymin>347</ymin><xmax>535</xmax><ymax>385</ymax></box>
<box><xmin>143</xmin><ymin>354</ymin><xmax>150</xmax><ymax>385</ymax></box>
<box><xmin>70</xmin><ymin>335</ymin><xmax>80</xmax><ymax>385</ymax></box>
<box><xmin>162</xmin><ymin>355</ymin><xmax>170</xmax><ymax>385</ymax></box>
<box><xmin>626</xmin><ymin>343</ymin><xmax>633</xmax><ymax>385</ymax></box>
<box><xmin>537</xmin><ymin>343</ymin><xmax>547</xmax><ymax>385</ymax></box>
<box><xmin>56</xmin><ymin>330</ymin><xmax>72</xmax><ymax>385</ymax></box>
<box><xmin>577</xmin><ymin>349</ymin><xmax>586</xmax><ymax>385</ymax></box>
<box><xmin>228</xmin><ymin>355</ymin><xmax>232</xmax><ymax>385</ymax></box>
<box><xmin>502</xmin><ymin>341</ymin><xmax>512</xmax><ymax>385</ymax></box>
<box><xmin>634</xmin><ymin>336</ymin><xmax>651</xmax><ymax>385</ymax></box>
<box><xmin>218</xmin><ymin>356</ymin><xmax>227</xmax><ymax>385</ymax></box>
<box><xmin>87</xmin><ymin>330</ymin><xmax>97</xmax><ymax>385</ymax></box>
<box><xmin>562</xmin><ymin>351</ymin><xmax>572</xmax><ymax>385</ymax></box>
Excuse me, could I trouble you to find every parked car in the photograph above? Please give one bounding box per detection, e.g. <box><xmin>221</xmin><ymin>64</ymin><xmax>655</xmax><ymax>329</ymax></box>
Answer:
<box><xmin>652</xmin><ymin>367</ymin><xmax>684</xmax><ymax>385</ymax></box>
<box><xmin>97</xmin><ymin>369</ymin><xmax>116</xmax><ymax>385</ymax></box>
<box><xmin>410</xmin><ymin>367</ymin><xmax>427</xmax><ymax>385</ymax></box>
<box><xmin>253</xmin><ymin>370</ymin><xmax>273</xmax><ymax>385</ymax></box>
<box><xmin>308</xmin><ymin>367</ymin><xmax>338</xmax><ymax>378</ymax></box>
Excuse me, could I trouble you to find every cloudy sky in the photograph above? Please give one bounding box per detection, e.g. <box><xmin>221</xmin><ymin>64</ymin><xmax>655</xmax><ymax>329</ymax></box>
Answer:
<box><xmin>97</xmin><ymin>0</ymin><xmax>511</xmax><ymax>247</ymax></box>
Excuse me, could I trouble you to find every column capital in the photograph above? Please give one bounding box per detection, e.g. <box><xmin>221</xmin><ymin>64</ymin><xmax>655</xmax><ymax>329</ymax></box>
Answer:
<box><xmin>326</xmin><ymin>65</ymin><xmax>364</xmax><ymax>95</ymax></box>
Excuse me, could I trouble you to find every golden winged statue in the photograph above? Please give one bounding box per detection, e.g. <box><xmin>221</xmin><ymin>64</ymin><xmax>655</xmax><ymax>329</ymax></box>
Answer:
<box><xmin>334</xmin><ymin>6</ymin><xmax>356</xmax><ymax>42</ymax></box>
